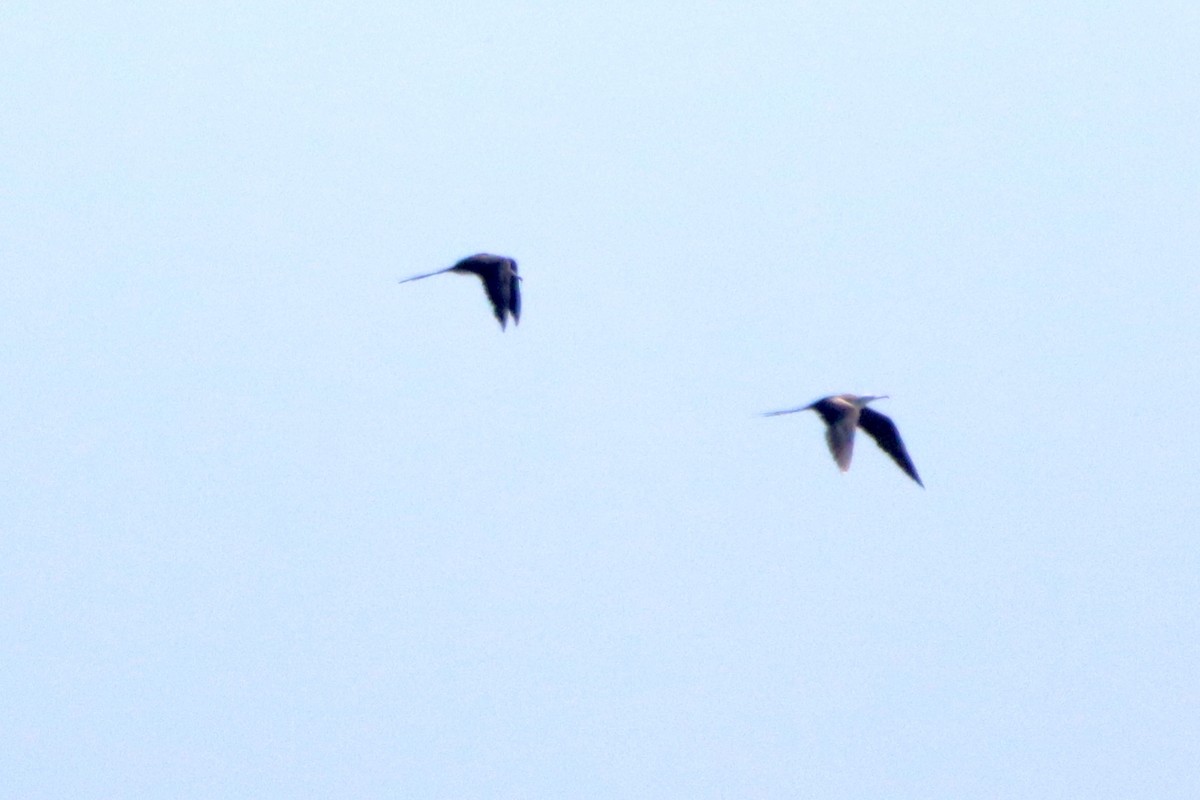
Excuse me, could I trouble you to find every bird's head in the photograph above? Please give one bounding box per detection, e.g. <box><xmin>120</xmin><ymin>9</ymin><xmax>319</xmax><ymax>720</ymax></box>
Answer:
<box><xmin>856</xmin><ymin>394</ymin><xmax>889</xmax><ymax>407</ymax></box>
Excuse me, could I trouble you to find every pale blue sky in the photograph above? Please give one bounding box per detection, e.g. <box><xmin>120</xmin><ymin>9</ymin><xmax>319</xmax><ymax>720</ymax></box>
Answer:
<box><xmin>3</xmin><ymin>2</ymin><xmax>1198</xmax><ymax>798</ymax></box>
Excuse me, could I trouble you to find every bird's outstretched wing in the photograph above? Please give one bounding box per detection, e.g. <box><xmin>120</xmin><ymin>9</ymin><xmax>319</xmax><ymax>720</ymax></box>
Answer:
<box><xmin>479</xmin><ymin>272</ymin><xmax>512</xmax><ymax>329</ymax></box>
<box><xmin>858</xmin><ymin>407</ymin><xmax>923</xmax><ymax>486</ymax></box>
<box><xmin>824</xmin><ymin>417</ymin><xmax>856</xmax><ymax>471</ymax></box>
<box><xmin>509</xmin><ymin>274</ymin><xmax>521</xmax><ymax>325</ymax></box>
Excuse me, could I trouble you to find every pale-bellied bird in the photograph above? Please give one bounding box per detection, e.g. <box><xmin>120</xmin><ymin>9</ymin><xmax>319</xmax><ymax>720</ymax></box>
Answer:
<box><xmin>398</xmin><ymin>253</ymin><xmax>521</xmax><ymax>329</ymax></box>
<box><xmin>764</xmin><ymin>394</ymin><xmax>923</xmax><ymax>486</ymax></box>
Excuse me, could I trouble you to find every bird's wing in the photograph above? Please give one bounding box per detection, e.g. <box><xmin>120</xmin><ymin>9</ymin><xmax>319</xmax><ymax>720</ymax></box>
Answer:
<box><xmin>479</xmin><ymin>273</ymin><xmax>511</xmax><ymax>329</ymax></box>
<box><xmin>825</xmin><ymin>415</ymin><xmax>856</xmax><ymax>471</ymax></box>
<box><xmin>509</xmin><ymin>271</ymin><xmax>521</xmax><ymax>325</ymax></box>
<box><xmin>858</xmin><ymin>407</ymin><xmax>923</xmax><ymax>486</ymax></box>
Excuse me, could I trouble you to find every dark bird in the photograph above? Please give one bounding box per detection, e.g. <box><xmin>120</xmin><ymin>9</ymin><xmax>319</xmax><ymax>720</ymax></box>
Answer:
<box><xmin>399</xmin><ymin>253</ymin><xmax>521</xmax><ymax>329</ymax></box>
<box><xmin>764</xmin><ymin>394</ymin><xmax>923</xmax><ymax>486</ymax></box>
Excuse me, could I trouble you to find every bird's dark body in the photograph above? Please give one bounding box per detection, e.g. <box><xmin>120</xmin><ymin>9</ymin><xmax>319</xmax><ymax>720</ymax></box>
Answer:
<box><xmin>765</xmin><ymin>394</ymin><xmax>923</xmax><ymax>487</ymax></box>
<box><xmin>805</xmin><ymin>398</ymin><xmax>846</xmax><ymax>427</ymax></box>
<box><xmin>399</xmin><ymin>253</ymin><xmax>521</xmax><ymax>329</ymax></box>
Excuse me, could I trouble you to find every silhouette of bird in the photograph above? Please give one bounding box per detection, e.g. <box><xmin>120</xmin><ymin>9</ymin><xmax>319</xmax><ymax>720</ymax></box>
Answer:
<box><xmin>398</xmin><ymin>253</ymin><xmax>521</xmax><ymax>329</ymax></box>
<box><xmin>764</xmin><ymin>394</ymin><xmax>923</xmax><ymax>486</ymax></box>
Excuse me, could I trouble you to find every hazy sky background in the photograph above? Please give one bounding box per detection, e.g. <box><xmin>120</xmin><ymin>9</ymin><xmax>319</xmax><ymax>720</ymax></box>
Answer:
<box><xmin>3</xmin><ymin>2</ymin><xmax>1198</xmax><ymax>797</ymax></box>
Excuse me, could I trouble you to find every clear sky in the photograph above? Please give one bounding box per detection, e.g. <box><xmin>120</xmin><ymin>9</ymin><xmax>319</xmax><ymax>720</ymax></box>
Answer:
<box><xmin>3</xmin><ymin>2</ymin><xmax>1198</xmax><ymax>797</ymax></box>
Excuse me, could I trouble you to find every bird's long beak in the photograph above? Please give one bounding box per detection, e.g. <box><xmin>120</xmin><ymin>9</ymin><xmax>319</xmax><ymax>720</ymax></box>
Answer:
<box><xmin>398</xmin><ymin>267</ymin><xmax>452</xmax><ymax>284</ymax></box>
<box><xmin>761</xmin><ymin>406</ymin><xmax>809</xmax><ymax>417</ymax></box>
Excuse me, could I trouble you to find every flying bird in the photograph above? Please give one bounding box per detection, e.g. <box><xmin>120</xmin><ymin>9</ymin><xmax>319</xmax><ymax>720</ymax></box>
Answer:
<box><xmin>764</xmin><ymin>394</ymin><xmax>923</xmax><ymax>486</ymax></box>
<box><xmin>398</xmin><ymin>253</ymin><xmax>521</xmax><ymax>329</ymax></box>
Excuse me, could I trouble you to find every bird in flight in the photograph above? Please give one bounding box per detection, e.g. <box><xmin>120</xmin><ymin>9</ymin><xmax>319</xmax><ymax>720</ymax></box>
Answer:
<box><xmin>398</xmin><ymin>253</ymin><xmax>521</xmax><ymax>329</ymax></box>
<box><xmin>764</xmin><ymin>394</ymin><xmax>923</xmax><ymax>486</ymax></box>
